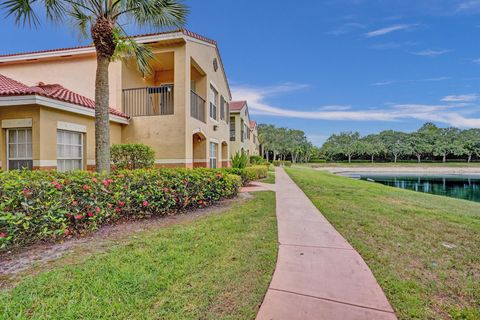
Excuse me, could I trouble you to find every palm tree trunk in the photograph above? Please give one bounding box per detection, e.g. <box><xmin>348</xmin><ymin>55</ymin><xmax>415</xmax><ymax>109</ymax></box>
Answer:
<box><xmin>95</xmin><ymin>55</ymin><xmax>111</xmax><ymax>173</ymax></box>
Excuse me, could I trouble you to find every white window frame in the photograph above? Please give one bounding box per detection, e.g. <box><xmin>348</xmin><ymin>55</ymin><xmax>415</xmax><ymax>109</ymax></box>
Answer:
<box><xmin>209</xmin><ymin>86</ymin><xmax>218</xmax><ymax>121</ymax></box>
<box><xmin>6</xmin><ymin>128</ymin><xmax>33</xmax><ymax>171</ymax></box>
<box><xmin>57</xmin><ymin>130</ymin><xmax>84</xmax><ymax>172</ymax></box>
<box><xmin>209</xmin><ymin>142</ymin><xmax>218</xmax><ymax>169</ymax></box>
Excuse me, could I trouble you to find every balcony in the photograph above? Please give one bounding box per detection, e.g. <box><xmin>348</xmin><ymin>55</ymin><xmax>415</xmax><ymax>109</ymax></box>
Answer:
<box><xmin>190</xmin><ymin>90</ymin><xmax>206</xmax><ymax>123</ymax></box>
<box><xmin>122</xmin><ymin>85</ymin><xmax>174</xmax><ymax>117</ymax></box>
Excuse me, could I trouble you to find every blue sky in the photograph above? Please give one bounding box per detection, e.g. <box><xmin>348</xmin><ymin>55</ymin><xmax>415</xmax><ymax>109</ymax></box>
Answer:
<box><xmin>2</xmin><ymin>0</ymin><xmax>480</xmax><ymax>145</ymax></box>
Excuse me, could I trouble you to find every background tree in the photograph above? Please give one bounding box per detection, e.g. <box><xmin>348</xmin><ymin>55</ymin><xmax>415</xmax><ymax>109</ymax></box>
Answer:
<box><xmin>361</xmin><ymin>134</ymin><xmax>386</xmax><ymax>163</ymax></box>
<box><xmin>379</xmin><ymin>130</ymin><xmax>411</xmax><ymax>163</ymax></box>
<box><xmin>4</xmin><ymin>0</ymin><xmax>188</xmax><ymax>172</ymax></box>
<box><xmin>433</xmin><ymin>127</ymin><xmax>462</xmax><ymax>162</ymax></box>
<box><xmin>460</xmin><ymin>129</ymin><xmax>480</xmax><ymax>162</ymax></box>
<box><xmin>322</xmin><ymin>132</ymin><xmax>360</xmax><ymax>163</ymax></box>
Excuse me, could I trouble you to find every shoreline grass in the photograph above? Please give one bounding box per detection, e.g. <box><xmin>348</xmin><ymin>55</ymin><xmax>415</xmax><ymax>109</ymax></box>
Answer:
<box><xmin>0</xmin><ymin>192</ymin><xmax>277</xmax><ymax>320</ymax></box>
<box><xmin>286</xmin><ymin>167</ymin><xmax>480</xmax><ymax>320</ymax></box>
<box><xmin>305</xmin><ymin>162</ymin><xmax>480</xmax><ymax>168</ymax></box>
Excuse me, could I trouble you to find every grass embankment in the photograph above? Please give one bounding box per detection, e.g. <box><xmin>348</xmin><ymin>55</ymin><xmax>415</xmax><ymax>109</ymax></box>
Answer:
<box><xmin>286</xmin><ymin>168</ymin><xmax>480</xmax><ymax>320</ymax></box>
<box><xmin>306</xmin><ymin>162</ymin><xmax>480</xmax><ymax>168</ymax></box>
<box><xmin>0</xmin><ymin>192</ymin><xmax>277</xmax><ymax>320</ymax></box>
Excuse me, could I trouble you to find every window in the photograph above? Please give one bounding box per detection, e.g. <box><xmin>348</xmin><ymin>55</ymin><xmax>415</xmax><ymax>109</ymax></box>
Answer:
<box><xmin>230</xmin><ymin>118</ymin><xmax>236</xmax><ymax>141</ymax></box>
<box><xmin>209</xmin><ymin>142</ymin><xmax>218</xmax><ymax>169</ymax></box>
<box><xmin>220</xmin><ymin>96</ymin><xmax>226</xmax><ymax>121</ymax></box>
<box><xmin>209</xmin><ymin>86</ymin><xmax>218</xmax><ymax>120</ymax></box>
<box><xmin>240</xmin><ymin>120</ymin><xmax>245</xmax><ymax>142</ymax></box>
<box><xmin>57</xmin><ymin>130</ymin><xmax>83</xmax><ymax>172</ymax></box>
<box><xmin>7</xmin><ymin>128</ymin><xmax>32</xmax><ymax>170</ymax></box>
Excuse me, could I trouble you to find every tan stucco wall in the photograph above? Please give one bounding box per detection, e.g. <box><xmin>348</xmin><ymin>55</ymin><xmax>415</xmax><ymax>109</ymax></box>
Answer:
<box><xmin>39</xmin><ymin>107</ymin><xmax>122</xmax><ymax>169</ymax></box>
<box><xmin>0</xmin><ymin>105</ymin><xmax>40</xmax><ymax>169</ymax></box>
<box><xmin>0</xmin><ymin>56</ymin><xmax>123</xmax><ymax>110</ymax></box>
<box><xmin>185</xmin><ymin>39</ymin><xmax>231</xmax><ymax>167</ymax></box>
<box><xmin>249</xmin><ymin>127</ymin><xmax>260</xmax><ymax>156</ymax></box>
<box><xmin>229</xmin><ymin>107</ymin><xmax>251</xmax><ymax>156</ymax></box>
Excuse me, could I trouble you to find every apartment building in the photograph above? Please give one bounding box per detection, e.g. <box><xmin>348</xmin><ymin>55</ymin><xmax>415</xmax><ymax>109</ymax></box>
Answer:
<box><xmin>229</xmin><ymin>100</ymin><xmax>260</xmax><ymax>156</ymax></box>
<box><xmin>0</xmin><ymin>29</ymin><xmax>231</xmax><ymax>170</ymax></box>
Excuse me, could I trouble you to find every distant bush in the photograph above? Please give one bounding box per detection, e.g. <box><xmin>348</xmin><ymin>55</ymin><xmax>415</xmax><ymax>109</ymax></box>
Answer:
<box><xmin>309</xmin><ymin>159</ymin><xmax>327</xmax><ymax>163</ymax></box>
<box><xmin>231</xmin><ymin>151</ymin><xmax>249</xmax><ymax>169</ymax></box>
<box><xmin>272</xmin><ymin>160</ymin><xmax>292</xmax><ymax>167</ymax></box>
<box><xmin>246</xmin><ymin>165</ymin><xmax>268</xmax><ymax>181</ymax></box>
<box><xmin>111</xmin><ymin>144</ymin><xmax>155</xmax><ymax>170</ymax></box>
<box><xmin>249</xmin><ymin>155</ymin><xmax>269</xmax><ymax>165</ymax></box>
<box><xmin>0</xmin><ymin>169</ymin><xmax>241</xmax><ymax>251</ymax></box>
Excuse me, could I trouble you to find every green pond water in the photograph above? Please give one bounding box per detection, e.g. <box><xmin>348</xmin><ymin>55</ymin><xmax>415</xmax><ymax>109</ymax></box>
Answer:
<box><xmin>345</xmin><ymin>173</ymin><xmax>480</xmax><ymax>203</ymax></box>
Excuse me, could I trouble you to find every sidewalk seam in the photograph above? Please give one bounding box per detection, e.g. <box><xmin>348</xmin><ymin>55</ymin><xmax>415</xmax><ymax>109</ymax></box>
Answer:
<box><xmin>269</xmin><ymin>288</ymin><xmax>396</xmax><ymax>315</ymax></box>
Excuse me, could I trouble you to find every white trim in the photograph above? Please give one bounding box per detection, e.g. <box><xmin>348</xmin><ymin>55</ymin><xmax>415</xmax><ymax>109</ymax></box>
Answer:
<box><xmin>2</xmin><ymin>118</ymin><xmax>32</xmax><ymax>128</ymax></box>
<box><xmin>0</xmin><ymin>95</ymin><xmax>129</xmax><ymax>124</ymax></box>
<box><xmin>193</xmin><ymin>159</ymin><xmax>209</xmax><ymax>163</ymax></box>
<box><xmin>57</xmin><ymin>121</ymin><xmax>87</xmax><ymax>133</ymax></box>
<box><xmin>209</xmin><ymin>80</ymin><xmax>219</xmax><ymax>92</ymax></box>
<box><xmin>155</xmin><ymin>159</ymin><xmax>194</xmax><ymax>164</ymax></box>
<box><xmin>209</xmin><ymin>138</ymin><xmax>219</xmax><ymax>144</ymax></box>
<box><xmin>33</xmin><ymin>160</ymin><xmax>57</xmax><ymax>167</ymax></box>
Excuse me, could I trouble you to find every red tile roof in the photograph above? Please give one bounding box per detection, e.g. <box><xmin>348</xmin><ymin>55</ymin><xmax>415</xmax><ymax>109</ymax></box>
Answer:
<box><xmin>250</xmin><ymin>120</ymin><xmax>257</xmax><ymax>129</ymax></box>
<box><xmin>0</xmin><ymin>29</ymin><xmax>216</xmax><ymax>58</ymax></box>
<box><xmin>0</xmin><ymin>74</ymin><xmax>129</xmax><ymax>119</ymax></box>
<box><xmin>229</xmin><ymin>100</ymin><xmax>247</xmax><ymax>111</ymax></box>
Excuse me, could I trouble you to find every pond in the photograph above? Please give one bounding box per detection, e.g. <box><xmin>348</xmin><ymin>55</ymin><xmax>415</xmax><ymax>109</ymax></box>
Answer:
<box><xmin>344</xmin><ymin>173</ymin><xmax>480</xmax><ymax>203</ymax></box>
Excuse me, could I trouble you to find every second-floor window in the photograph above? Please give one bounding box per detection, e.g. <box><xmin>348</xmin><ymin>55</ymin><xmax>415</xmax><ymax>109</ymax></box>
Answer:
<box><xmin>230</xmin><ymin>119</ymin><xmax>236</xmax><ymax>141</ymax></box>
<box><xmin>220</xmin><ymin>96</ymin><xmax>226</xmax><ymax>121</ymax></box>
<box><xmin>209</xmin><ymin>86</ymin><xmax>218</xmax><ymax>120</ymax></box>
<box><xmin>241</xmin><ymin>120</ymin><xmax>245</xmax><ymax>142</ymax></box>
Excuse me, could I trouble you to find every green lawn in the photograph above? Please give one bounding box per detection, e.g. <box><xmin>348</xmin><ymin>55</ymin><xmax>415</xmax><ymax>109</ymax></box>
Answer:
<box><xmin>0</xmin><ymin>192</ymin><xmax>277</xmax><ymax>320</ymax></box>
<box><xmin>262</xmin><ymin>171</ymin><xmax>276</xmax><ymax>184</ymax></box>
<box><xmin>286</xmin><ymin>167</ymin><xmax>480</xmax><ymax>320</ymax></box>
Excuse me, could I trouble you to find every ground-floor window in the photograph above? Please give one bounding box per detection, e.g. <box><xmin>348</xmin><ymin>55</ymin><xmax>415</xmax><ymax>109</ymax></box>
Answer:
<box><xmin>7</xmin><ymin>128</ymin><xmax>33</xmax><ymax>170</ymax></box>
<box><xmin>57</xmin><ymin>130</ymin><xmax>83</xmax><ymax>172</ymax></box>
<box><xmin>210</xmin><ymin>142</ymin><xmax>218</xmax><ymax>169</ymax></box>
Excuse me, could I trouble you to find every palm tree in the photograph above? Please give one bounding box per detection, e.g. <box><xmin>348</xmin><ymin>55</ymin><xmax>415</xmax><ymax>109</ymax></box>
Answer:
<box><xmin>3</xmin><ymin>0</ymin><xmax>188</xmax><ymax>172</ymax></box>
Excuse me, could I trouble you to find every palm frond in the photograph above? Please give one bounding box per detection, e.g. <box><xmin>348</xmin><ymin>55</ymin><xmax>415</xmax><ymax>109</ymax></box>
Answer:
<box><xmin>113</xmin><ymin>28</ymin><xmax>156</xmax><ymax>76</ymax></box>
<box><xmin>44</xmin><ymin>0</ymin><xmax>65</xmax><ymax>21</ymax></box>
<box><xmin>68</xmin><ymin>3</ymin><xmax>91</xmax><ymax>39</ymax></box>
<box><xmin>118</xmin><ymin>0</ymin><xmax>188</xmax><ymax>29</ymax></box>
<box><xmin>2</xmin><ymin>0</ymin><xmax>40</xmax><ymax>26</ymax></box>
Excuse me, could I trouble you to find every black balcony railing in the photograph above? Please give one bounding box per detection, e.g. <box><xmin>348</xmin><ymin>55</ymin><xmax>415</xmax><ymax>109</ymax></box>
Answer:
<box><xmin>190</xmin><ymin>90</ymin><xmax>206</xmax><ymax>123</ymax></box>
<box><xmin>122</xmin><ymin>85</ymin><xmax>174</xmax><ymax>117</ymax></box>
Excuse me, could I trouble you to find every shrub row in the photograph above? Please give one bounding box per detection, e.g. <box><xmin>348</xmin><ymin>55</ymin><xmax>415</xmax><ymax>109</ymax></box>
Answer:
<box><xmin>0</xmin><ymin>169</ymin><xmax>241</xmax><ymax>251</ymax></box>
<box><xmin>220</xmin><ymin>165</ymin><xmax>268</xmax><ymax>185</ymax></box>
<box><xmin>272</xmin><ymin>160</ymin><xmax>292</xmax><ymax>167</ymax></box>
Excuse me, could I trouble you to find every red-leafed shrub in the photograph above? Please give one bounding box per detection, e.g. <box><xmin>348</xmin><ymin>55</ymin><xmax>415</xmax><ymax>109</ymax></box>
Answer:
<box><xmin>0</xmin><ymin>168</ymin><xmax>241</xmax><ymax>251</ymax></box>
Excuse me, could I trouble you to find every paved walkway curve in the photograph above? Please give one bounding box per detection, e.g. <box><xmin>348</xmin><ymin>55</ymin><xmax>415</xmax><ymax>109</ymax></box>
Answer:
<box><xmin>256</xmin><ymin>168</ymin><xmax>397</xmax><ymax>320</ymax></box>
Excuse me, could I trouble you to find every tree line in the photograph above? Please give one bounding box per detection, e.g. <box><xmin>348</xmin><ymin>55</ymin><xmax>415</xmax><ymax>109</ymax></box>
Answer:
<box><xmin>321</xmin><ymin>123</ymin><xmax>480</xmax><ymax>163</ymax></box>
<box><xmin>258</xmin><ymin>124</ymin><xmax>319</xmax><ymax>163</ymax></box>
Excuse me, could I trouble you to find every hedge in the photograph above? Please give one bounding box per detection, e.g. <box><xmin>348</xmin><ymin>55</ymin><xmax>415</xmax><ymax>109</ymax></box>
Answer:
<box><xmin>220</xmin><ymin>165</ymin><xmax>268</xmax><ymax>185</ymax></box>
<box><xmin>0</xmin><ymin>169</ymin><xmax>241</xmax><ymax>251</ymax></box>
<box><xmin>272</xmin><ymin>160</ymin><xmax>292</xmax><ymax>167</ymax></box>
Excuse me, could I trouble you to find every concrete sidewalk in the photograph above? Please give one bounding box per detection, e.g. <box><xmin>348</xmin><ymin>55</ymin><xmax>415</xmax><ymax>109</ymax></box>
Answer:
<box><xmin>256</xmin><ymin>168</ymin><xmax>397</xmax><ymax>320</ymax></box>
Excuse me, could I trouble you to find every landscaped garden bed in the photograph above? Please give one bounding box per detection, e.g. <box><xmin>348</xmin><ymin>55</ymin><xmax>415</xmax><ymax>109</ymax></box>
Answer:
<box><xmin>0</xmin><ymin>168</ymin><xmax>241</xmax><ymax>251</ymax></box>
<box><xmin>0</xmin><ymin>192</ymin><xmax>277</xmax><ymax>319</ymax></box>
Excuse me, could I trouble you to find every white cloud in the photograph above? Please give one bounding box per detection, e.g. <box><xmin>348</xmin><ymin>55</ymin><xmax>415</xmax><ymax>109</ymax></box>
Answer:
<box><xmin>441</xmin><ymin>94</ymin><xmax>478</xmax><ymax>102</ymax></box>
<box><xmin>326</xmin><ymin>22</ymin><xmax>366</xmax><ymax>36</ymax></box>
<box><xmin>231</xmin><ymin>83</ymin><xmax>480</xmax><ymax>128</ymax></box>
<box><xmin>412</xmin><ymin>49</ymin><xmax>450</xmax><ymax>57</ymax></box>
<box><xmin>365</xmin><ymin>24</ymin><xmax>416</xmax><ymax>37</ymax></box>
<box><xmin>457</xmin><ymin>0</ymin><xmax>480</xmax><ymax>11</ymax></box>
<box><xmin>372</xmin><ymin>77</ymin><xmax>449</xmax><ymax>86</ymax></box>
